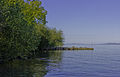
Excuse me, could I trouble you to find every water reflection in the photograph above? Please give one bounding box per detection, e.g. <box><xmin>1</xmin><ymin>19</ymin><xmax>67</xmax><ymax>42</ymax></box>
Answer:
<box><xmin>0</xmin><ymin>51</ymin><xmax>63</xmax><ymax>77</ymax></box>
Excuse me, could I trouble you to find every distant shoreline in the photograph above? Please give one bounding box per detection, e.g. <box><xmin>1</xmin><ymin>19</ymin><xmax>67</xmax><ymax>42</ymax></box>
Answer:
<box><xmin>64</xmin><ymin>43</ymin><xmax>120</xmax><ymax>45</ymax></box>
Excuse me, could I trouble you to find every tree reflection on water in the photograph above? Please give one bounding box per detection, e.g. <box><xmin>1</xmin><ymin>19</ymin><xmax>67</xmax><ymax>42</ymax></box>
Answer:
<box><xmin>0</xmin><ymin>51</ymin><xmax>63</xmax><ymax>77</ymax></box>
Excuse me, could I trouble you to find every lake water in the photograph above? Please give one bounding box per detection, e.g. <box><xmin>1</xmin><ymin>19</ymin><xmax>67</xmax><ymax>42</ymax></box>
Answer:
<box><xmin>1</xmin><ymin>45</ymin><xmax>120</xmax><ymax>77</ymax></box>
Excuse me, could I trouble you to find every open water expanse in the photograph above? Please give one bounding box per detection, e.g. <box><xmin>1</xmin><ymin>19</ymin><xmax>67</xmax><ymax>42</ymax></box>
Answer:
<box><xmin>1</xmin><ymin>45</ymin><xmax>120</xmax><ymax>77</ymax></box>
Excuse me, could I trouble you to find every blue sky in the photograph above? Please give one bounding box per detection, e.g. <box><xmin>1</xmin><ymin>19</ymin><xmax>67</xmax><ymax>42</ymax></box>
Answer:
<box><xmin>41</xmin><ymin>0</ymin><xmax>120</xmax><ymax>44</ymax></box>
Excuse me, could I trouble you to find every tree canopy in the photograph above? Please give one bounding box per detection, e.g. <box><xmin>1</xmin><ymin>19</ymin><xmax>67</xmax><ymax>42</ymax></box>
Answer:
<box><xmin>0</xmin><ymin>0</ymin><xmax>63</xmax><ymax>61</ymax></box>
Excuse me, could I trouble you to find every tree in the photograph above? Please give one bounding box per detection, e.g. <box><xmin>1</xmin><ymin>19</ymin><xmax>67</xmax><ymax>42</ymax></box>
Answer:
<box><xmin>0</xmin><ymin>0</ymin><xmax>47</xmax><ymax>60</ymax></box>
<box><xmin>48</xmin><ymin>28</ymin><xmax>64</xmax><ymax>47</ymax></box>
<box><xmin>0</xmin><ymin>0</ymin><xmax>63</xmax><ymax>61</ymax></box>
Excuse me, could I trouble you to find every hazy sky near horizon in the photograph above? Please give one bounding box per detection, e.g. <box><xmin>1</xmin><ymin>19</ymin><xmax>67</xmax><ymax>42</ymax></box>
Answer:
<box><xmin>41</xmin><ymin>0</ymin><xmax>120</xmax><ymax>44</ymax></box>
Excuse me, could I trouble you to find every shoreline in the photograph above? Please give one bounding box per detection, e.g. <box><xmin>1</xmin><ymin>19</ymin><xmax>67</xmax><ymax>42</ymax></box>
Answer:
<box><xmin>43</xmin><ymin>47</ymin><xmax>94</xmax><ymax>50</ymax></box>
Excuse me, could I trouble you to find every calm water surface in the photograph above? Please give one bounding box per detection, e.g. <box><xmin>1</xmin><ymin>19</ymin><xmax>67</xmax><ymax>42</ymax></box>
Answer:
<box><xmin>1</xmin><ymin>45</ymin><xmax>120</xmax><ymax>77</ymax></box>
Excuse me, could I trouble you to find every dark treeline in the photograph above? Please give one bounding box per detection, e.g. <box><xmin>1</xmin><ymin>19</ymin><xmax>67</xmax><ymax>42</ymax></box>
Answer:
<box><xmin>0</xmin><ymin>0</ymin><xmax>63</xmax><ymax>61</ymax></box>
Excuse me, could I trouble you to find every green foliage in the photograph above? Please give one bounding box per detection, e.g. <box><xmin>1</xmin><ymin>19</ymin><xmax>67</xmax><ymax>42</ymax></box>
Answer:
<box><xmin>37</xmin><ymin>26</ymin><xmax>64</xmax><ymax>49</ymax></box>
<box><xmin>0</xmin><ymin>0</ymin><xmax>63</xmax><ymax>61</ymax></box>
<box><xmin>48</xmin><ymin>28</ymin><xmax>64</xmax><ymax>47</ymax></box>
